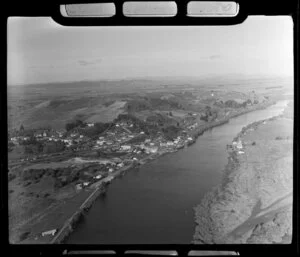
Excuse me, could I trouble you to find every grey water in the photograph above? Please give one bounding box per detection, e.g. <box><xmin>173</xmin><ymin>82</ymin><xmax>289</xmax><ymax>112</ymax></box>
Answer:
<box><xmin>66</xmin><ymin>100</ymin><xmax>289</xmax><ymax>244</ymax></box>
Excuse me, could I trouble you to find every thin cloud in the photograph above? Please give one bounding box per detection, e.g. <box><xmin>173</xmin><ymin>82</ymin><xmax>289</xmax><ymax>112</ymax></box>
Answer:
<box><xmin>78</xmin><ymin>58</ymin><xmax>102</xmax><ymax>66</ymax></box>
<box><xmin>30</xmin><ymin>65</ymin><xmax>56</xmax><ymax>69</ymax></box>
<box><xmin>209</xmin><ymin>55</ymin><xmax>222</xmax><ymax>60</ymax></box>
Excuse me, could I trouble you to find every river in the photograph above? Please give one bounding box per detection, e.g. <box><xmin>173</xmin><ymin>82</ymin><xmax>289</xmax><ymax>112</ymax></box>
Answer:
<box><xmin>66</xmin><ymin>100</ymin><xmax>289</xmax><ymax>244</ymax></box>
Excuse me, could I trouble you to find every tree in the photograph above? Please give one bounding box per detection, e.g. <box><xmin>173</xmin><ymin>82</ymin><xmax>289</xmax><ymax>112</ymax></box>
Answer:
<box><xmin>20</xmin><ymin>135</ymin><xmax>36</xmax><ymax>145</ymax></box>
<box><xmin>162</xmin><ymin>125</ymin><xmax>181</xmax><ymax>141</ymax></box>
<box><xmin>82</xmin><ymin>122</ymin><xmax>111</xmax><ymax>138</ymax></box>
<box><xmin>205</xmin><ymin>106</ymin><xmax>212</xmax><ymax>116</ymax></box>
<box><xmin>200</xmin><ymin>114</ymin><xmax>208</xmax><ymax>122</ymax></box>
<box><xmin>24</xmin><ymin>143</ymin><xmax>43</xmax><ymax>154</ymax></box>
<box><xmin>43</xmin><ymin>141</ymin><xmax>65</xmax><ymax>154</ymax></box>
<box><xmin>7</xmin><ymin>141</ymin><xmax>15</xmax><ymax>152</ymax></box>
<box><xmin>65</xmin><ymin>119</ymin><xmax>85</xmax><ymax>131</ymax></box>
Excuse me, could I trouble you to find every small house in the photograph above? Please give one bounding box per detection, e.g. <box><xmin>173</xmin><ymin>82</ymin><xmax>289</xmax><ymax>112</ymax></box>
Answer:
<box><xmin>95</xmin><ymin>175</ymin><xmax>102</xmax><ymax>179</ymax></box>
<box><xmin>117</xmin><ymin>163</ymin><xmax>124</xmax><ymax>168</ymax></box>
<box><xmin>120</xmin><ymin>145</ymin><xmax>131</xmax><ymax>151</ymax></box>
<box><xmin>236</xmin><ymin>141</ymin><xmax>243</xmax><ymax>149</ymax></box>
<box><xmin>76</xmin><ymin>184</ymin><xmax>82</xmax><ymax>190</ymax></box>
<box><xmin>96</xmin><ymin>140</ymin><xmax>104</xmax><ymax>145</ymax></box>
<box><xmin>42</xmin><ymin>229</ymin><xmax>57</xmax><ymax>237</ymax></box>
<box><xmin>145</xmin><ymin>146</ymin><xmax>158</xmax><ymax>154</ymax></box>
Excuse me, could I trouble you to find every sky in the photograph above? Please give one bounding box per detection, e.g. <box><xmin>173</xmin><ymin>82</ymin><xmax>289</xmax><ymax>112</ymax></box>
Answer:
<box><xmin>7</xmin><ymin>16</ymin><xmax>293</xmax><ymax>85</ymax></box>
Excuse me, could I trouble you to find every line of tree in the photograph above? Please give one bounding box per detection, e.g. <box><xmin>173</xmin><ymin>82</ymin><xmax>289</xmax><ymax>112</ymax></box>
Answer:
<box><xmin>162</xmin><ymin>125</ymin><xmax>181</xmax><ymax>141</ymax></box>
<box><xmin>80</xmin><ymin>122</ymin><xmax>111</xmax><ymax>138</ymax></box>
<box><xmin>65</xmin><ymin>119</ymin><xmax>86</xmax><ymax>131</ymax></box>
<box><xmin>23</xmin><ymin>138</ymin><xmax>65</xmax><ymax>155</ymax></box>
<box><xmin>200</xmin><ymin>106</ymin><xmax>218</xmax><ymax>122</ymax></box>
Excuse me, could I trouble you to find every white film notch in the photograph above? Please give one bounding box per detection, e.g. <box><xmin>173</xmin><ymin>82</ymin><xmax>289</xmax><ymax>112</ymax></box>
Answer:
<box><xmin>187</xmin><ymin>1</ymin><xmax>239</xmax><ymax>17</ymax></box>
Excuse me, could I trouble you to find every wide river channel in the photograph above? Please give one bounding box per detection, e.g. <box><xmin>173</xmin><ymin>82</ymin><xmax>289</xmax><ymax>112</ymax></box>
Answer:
<box><xmin>66</xmin><ymin>100</ymin><xmax>289</xmax><ymax>244</ymax></box>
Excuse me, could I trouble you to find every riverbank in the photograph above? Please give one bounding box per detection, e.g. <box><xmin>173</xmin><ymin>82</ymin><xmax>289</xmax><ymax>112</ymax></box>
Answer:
<box><xmin>55</xmin><ymin>101</ymin><xmax>278</xmax><ymax>244</ymax></box>
<box><xmin>50</xmin><ymin>161</ymin><xmax>138</xmax><ymax>244</ymax></box>
<box><xmin>193</xmin><ymin>101</ymin><xmax>293</xmax><ymax>244</ymax></box>
<box><xmin>50</xmin><ymin>101</ymin><xmax>277</xmax><ymax>244</ymax></box>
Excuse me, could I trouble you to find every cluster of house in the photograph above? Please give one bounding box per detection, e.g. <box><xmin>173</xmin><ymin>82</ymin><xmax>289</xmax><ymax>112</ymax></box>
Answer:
<box><xmin>74</xmin><ymin>159</ymin><xmax>129</xmax><ymax>190</ymax></box>
<box><xmin>61</xmin><ymin>131</ymin><xmax>90</xmax><ymax>147</ymax></box>
<box><xmin>10</xmin><ymin>136</ymin><xmax>22</xmax><ymax>145</ymax></box>
<box><xmin>9</xmin><ymin>117</ymin><xmax>197</xmax><ymax>162</ymax></box>
<box><xmin>228</xmin><ymin>139</ymin><xmax>244</xmax><ymax>154</ymax></box>
<box><xmin>187</xmin><ymin>122</ymin><xmax>199</xmax><ymax>130</ymax></box>
<box><xmin>9</xmin><ymin>128</ymin><xmax>91</xmax><ymax>148</ymax></box>
<box><xmin>93</xmin><ymin>120</ymin><xmax>195</xmax><ymax>157</ymax></box>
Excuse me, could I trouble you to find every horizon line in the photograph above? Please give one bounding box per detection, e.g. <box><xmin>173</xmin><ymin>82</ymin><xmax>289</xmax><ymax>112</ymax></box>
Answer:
<box><xmin>7</xmin><ymin>74</ymin><xmax>293</xmax><ymax>87</ymax></box>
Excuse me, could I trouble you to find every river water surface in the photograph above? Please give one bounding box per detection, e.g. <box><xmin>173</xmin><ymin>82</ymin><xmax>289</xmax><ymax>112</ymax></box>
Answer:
<box><xmin>66</xmin><ymin>100</ymin><xmax>289</xmax><ymax>244</ymax></box>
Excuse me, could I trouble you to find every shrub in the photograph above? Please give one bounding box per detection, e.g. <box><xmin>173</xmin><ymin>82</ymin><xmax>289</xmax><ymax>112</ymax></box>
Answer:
<box><xmin>200</xmin><ymin>114</ymin><xmax>208</xmax><ymax>122</ymax></box>
<box><xmin>103</xmin><ymin>100</ymin><xmax>115</xmax><ymax>107</ymax></box>
<box><xmin>19</xmin><ymin>231</ymin><xmax>30</xmax><ymax>242</ymax></box>
<box><xmin>162</xmin><ymin>125</ymin><xmax>181</xmax><ymax>141</ymax></box>
<box><xmin>23</xmin><ymin>169</ymin><xmax>45</xmax><ymax>181</ymax></box>
<box><xmin>8</xmin><ymin>173</ymin><xmax>16</xmax><ymax>182</ymax></box>
<box><xmin>65</xmin><ymin>119</ymin><xmax>85</xmax><ymax>131</ymax></box>
<box><xmin>43</xmin><ymin>141</ymin><xmax>65</xmax><ymax>154</ymax></box>
<box><xmin>24</xmin><ymin>181</ymin><xmax>32</xmax><ymax>187</ymax></box>
<box><xmin>8</xmin><ymin>141</ymin><xmax>15</xmax><ymax>148</ymax></box>
<box><xmin>24</xmin><ymin>142</ymin><xmax>43</xmax><ymax>154</ymax></box>
<box><xmin>54</xmin><ymin>177</ymin><xmax>69</xmax><ymax>189</ymax></box>
<box><xmin>81</xmin><ymin>122</ymin><xmax>110</xmax><ymax>138</ymax></box>
<box><xmin>54</xmin><ymin>179</ymin><xmax>63</xmax><ymax>189</ymax></box>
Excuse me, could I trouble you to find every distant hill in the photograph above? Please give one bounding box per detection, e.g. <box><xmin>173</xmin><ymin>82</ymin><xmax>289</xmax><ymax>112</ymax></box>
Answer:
<box><xmin>7</xmin><ymin>76</ymin><xmax>292</xmax><ymax>131</ymax></box>
<box><xmin>7</xmin><ymin>95</ymin><xmax>126</xmax><ymax>130</ymax></box>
